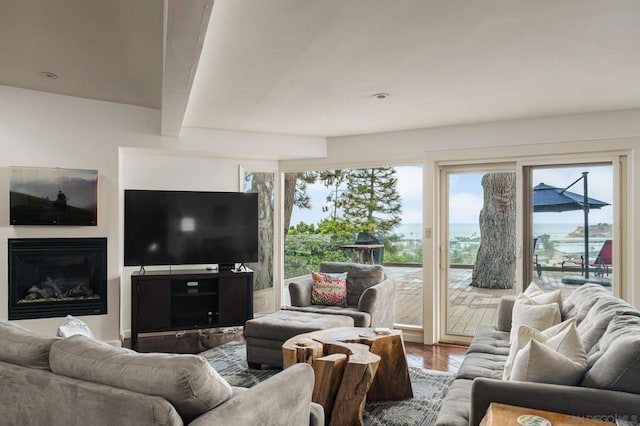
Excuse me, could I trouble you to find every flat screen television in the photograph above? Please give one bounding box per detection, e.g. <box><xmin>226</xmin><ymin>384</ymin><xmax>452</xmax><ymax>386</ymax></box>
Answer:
<box><xmin>124</xmin><ymin>190</ymin><xmax>258</xmax><ymax>268</ymax></box>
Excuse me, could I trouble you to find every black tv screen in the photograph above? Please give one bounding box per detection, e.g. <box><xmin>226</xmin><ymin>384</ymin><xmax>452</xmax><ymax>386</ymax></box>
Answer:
<box><xmin>124</xmin><ymin>190</ymin><xmax>258</xmax><ymax>267</ymax></box>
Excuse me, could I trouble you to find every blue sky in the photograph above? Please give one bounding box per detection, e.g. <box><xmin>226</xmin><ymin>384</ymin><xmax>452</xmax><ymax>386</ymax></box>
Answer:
<box><xmin>290</xmin><ymin>164</ymin><xmax>613</xmax><ymax>226</ymax></box>
<box><xmin>290</xmin><ymin>165</ymin><xmax>423</xmax><ymax>226</ymax></box>
<box><xmin>449</xmin><ymin>165</ymin><xmax>613</xmax><ymax>224</ymax></box>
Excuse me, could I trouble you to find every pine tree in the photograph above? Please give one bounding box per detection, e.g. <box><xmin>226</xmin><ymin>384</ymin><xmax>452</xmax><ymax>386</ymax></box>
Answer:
<box><xmin>338</xmin><ymin>167</ymin><xmax>402</xmax><ymax>234</ymax></box>
<box><xmin>283</xmin><ymin>172</ymin><xmax>316</xmax><ymax>237</ymax></box>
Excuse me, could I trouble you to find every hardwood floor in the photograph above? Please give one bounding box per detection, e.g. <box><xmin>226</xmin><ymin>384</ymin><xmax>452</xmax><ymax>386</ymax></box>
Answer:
<box><xmin>126</xmin><ymin>329</ymin><xmax>468</xmax><ymax>374</ymax></box>
<box><xmin>405</xmin><ymin>341</ymin><xmax>467</xmax><ymax>374</ymax></box>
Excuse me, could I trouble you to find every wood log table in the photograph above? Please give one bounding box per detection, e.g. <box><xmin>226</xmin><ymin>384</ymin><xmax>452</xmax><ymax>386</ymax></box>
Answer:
<box><xmin>282</xmin><ymin>327</ymin><xmax>413</xmax><ymax>426</ymax></box>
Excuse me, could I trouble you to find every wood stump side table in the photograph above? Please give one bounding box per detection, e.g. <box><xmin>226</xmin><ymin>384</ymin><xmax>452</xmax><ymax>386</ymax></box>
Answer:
<box><xmin>282</xmin><ymin>327</ymin><xmax>413</xmax><ymax>426</ymax></box>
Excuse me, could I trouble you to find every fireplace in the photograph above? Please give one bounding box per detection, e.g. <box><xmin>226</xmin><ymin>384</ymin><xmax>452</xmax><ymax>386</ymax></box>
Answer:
<box><xmin>8</xmin><ymin>238</ymin><xmax>107</xmax><ymax>320</ymax></box>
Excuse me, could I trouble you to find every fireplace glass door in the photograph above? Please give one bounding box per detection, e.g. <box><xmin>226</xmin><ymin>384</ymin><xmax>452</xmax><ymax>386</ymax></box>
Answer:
<box><xmin>8</xmin><ymin>238</ymin><xmax>107</xmax><ymax>320</ymax></box>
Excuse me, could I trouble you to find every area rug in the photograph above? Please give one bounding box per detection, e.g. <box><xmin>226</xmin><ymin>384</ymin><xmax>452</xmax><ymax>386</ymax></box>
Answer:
<box><xmin>200</xmin><ymin>341</ymin><xmax>453</xmax><ymax>426</ymax></box>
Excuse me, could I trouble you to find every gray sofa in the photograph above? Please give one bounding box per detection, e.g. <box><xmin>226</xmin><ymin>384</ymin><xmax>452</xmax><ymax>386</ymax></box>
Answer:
<box><xmin>436</xmin><ymin>284</ymin><xmax>640</xmax><ymax>425</ymax></box>
<box><xmin>285</xmin><ymin>262</ymin><xmax>395</xmax><ymax>328</ymax></box>
<box><xmin>0</xmin><ymin>320</ymin><xmax>323</xmax><ymax>426</ymax></box>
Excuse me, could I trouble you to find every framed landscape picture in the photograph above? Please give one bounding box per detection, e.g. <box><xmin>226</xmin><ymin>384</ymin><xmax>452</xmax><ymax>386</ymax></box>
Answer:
<box><xmin>10</xmin><ymin>167</ymin><xmax>98</xmax><ymax>226</ymax></box>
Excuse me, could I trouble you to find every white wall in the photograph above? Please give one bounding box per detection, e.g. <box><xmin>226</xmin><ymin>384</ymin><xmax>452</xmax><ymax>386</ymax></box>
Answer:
<box><xmin>0</xmin><ymin>85</ymin><xmax>325</xmax><ymax>341</ymax></box>
<box><xmin>0</xmin><ymin>86</ymin><xmax>158</xmax><ymax>341</ymax></box>
<box><xmin>282</xmin><ymin>109</ymin><xmax>640</xmax><ymax>169</ymax></box>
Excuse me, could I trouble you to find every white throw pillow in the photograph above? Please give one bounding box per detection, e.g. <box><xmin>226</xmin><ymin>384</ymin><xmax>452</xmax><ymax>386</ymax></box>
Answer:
<box><xmin>531</xmin><ymin>289</ymin><xmax>563</xmax><ymax>312</ymax></box>
<box><xmin>523</xmin><ymin>282</ymin><xmax>544</xmax><ymax>297</ymax></box>
<box><xmin>57</xmin><ymin>315</ymin><xmax>95</xmax><ymax>339</ymax></box>
<box><xmin>510</xmin><ymin>337</ymin><xmax>587</xmax><ymax>385</ymax></box>
<box><xmin>503</xmin><ymin>318</ymin><xmax>577</xmax><ymax>380</ymax></box>
<box><xmin>510</xmin><ymin>294</ymin><xmax>561</xmax><ymax>342</ymax></box>
<box><xmin>543</xmin><ymin>322</ymin><xmax>586</xmax><ymax>365</ymax></box>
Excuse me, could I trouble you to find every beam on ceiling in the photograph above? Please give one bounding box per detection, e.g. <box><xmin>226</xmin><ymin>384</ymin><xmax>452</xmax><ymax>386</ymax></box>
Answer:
<box><xmin>161</xmin><ymin>0</ymin><xmax>213</xmax><ymax>136</ymax></box>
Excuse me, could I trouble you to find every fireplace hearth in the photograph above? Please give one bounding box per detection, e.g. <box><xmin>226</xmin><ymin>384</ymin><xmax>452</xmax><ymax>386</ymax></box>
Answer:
<box><xmin>8</xmin><ymin>238</ymin><xmax>107</xmax><ymax>320</ymax></box>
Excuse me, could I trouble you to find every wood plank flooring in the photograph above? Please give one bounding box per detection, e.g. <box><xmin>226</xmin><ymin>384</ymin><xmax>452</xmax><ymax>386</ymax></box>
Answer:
<box><xmin>127</xmin><ymin>329</ymin><xmax>468</xmax><ymax>374</ymax></box>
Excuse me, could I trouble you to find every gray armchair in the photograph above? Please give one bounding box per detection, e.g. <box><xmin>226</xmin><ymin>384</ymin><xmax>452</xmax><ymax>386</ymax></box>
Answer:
<box><xmin>285</xmin><ymin>262</ymin><xmax>395</xmax><ymax>328</ymax></box>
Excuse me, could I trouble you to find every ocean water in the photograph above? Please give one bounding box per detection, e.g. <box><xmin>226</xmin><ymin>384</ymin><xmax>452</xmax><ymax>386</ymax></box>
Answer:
<box><xmin>396</xmin><ymin>223</ymin><xmax>587</xmax><ymax>239</ymax></box>
<box><xmin>396</xmin><ymin>223</ymin><xmax>610</xmax><ymax>254</ymax></box>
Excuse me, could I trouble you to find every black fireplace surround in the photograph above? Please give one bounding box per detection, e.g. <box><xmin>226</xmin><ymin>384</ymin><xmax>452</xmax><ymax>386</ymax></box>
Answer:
<box><xmin>8</xmin><ymin>238</ymin><xmax>107</xmax><ymax>320</ymax></box>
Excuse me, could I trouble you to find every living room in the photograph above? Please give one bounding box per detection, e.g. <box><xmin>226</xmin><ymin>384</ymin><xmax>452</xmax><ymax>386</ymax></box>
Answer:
<box><xmin>1</xmin><ymin>1</ymin><xmax>640</xmax><ymax>424</ymax></box>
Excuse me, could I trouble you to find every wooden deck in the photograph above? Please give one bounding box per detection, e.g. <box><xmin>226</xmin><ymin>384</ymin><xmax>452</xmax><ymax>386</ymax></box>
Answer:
<box><xmin>388</xmin><ymin>266</ymin><xmax>612</xmax><ymax>335</ymax></box>
<box><xmin>282</xmin><ymin>266</ymin><xmax>612</xmax><ymax>336</ymax></box>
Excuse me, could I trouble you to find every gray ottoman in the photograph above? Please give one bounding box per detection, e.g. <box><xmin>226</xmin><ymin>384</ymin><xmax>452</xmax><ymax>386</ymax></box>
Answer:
<box><xmin>244</xmin><ymin>310</ymin><xmax>354</xmax><ymax>368</ymax></box>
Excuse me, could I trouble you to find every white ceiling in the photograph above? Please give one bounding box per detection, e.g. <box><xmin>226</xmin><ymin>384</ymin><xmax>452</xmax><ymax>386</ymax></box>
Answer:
<box><xmin>0</xmin><ymin>0</ymin><xmax>163</xmax><ymax>109</ymax></box>
<box><xmin>2</xmin><ymin>0</ymin><xmax>640</xmax><ymax>138</ymax></box>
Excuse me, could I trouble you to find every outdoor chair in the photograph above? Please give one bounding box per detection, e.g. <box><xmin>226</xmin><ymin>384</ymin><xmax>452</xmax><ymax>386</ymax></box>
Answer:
<box><xmin>561</xmin><ymin>239</ymin><xmax>612</xmax><ymax>277</ymax></box>
<box><xmin>284</xmin><ymin>262</ymin><xmax>395</xmax><ymax>328</ymax></box>
<box><xmin>533</xmin><ymin>238</ymin><xmax>542</xmax><ymax>277</ymax></box>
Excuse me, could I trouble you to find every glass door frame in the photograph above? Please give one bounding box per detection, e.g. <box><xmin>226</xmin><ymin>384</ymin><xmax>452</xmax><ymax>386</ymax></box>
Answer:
<box><xmin>425</xmin><ymin>145</ymin><xmax>630</xmax><ymax>345</ymax></box>
<box><xmin>519</xmin><ymin>155</ymin><xmax>624</xmax><ymax>299</ymax></box>
<box><xmin>437</xmin><ymin>162</ymin><xmax>519</xmax><ymax>344</ymax></box>
<box><xmin>278</xmin><ymin>161</ymin><xmax>426</xmax><ymax>343</ymax></box>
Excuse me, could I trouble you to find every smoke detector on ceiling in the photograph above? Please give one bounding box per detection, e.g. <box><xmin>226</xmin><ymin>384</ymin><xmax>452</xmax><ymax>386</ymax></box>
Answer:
<box><xmin>39</xmin><ymin>71</ymin><xmax>58</xmax><ymax>79</ymax></box>
<box><xmin>372</xmin><ymin>93</ymin><xmax>389</xmax><ymax>99</ymax></box>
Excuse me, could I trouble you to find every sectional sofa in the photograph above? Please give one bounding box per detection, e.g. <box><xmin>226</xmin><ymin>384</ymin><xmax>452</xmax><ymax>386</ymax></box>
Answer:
<box><xmin>436</xmin><ymin>283</ymin><xmax>640</xmax><ymax>425</ymax></box>
<box><xmin>0</xmin><ymin>320</ymin><xmax>323</xmax><ymax>426</ymax></box>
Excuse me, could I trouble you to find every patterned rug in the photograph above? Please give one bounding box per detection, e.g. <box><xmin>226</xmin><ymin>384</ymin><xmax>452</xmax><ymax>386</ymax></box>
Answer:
<box><xmin>200</xmin><ymin>341</ymin><xmax>453</xmax><ymax>426</ymax></box>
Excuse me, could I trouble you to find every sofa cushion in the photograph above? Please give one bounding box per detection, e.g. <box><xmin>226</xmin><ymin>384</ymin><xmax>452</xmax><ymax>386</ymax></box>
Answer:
<box><xmin>311</xmin><ymin>271</ymin><xmax>347</xmax><ymax>306</ymax></box>
<box><xmin>523</xmin><ymin>282</ymin><xmax>544</xmax><ymax>297</ymax></box>
<box><xmin>576</xmin><ymin>296</ymin><xmax>633</xmax><ymax>353</ymax></box>
<box><xmin>246</xmin><ymin>309</ymin><xmax>355</xmax><ymax>341</ymax></box>
<box><xmin>49</xmin><ymin>335</ymin><xmax>233</xmax><ymax>422</ymax></box>
<box><xmin>466</xmin><ymin>325</ymin><xmax>511</xmax><ymax>356</ymax></box>
<box><xmin>510</xmin><ymin>338</ymin><xmax>586</xmax><ymax>385</ymax></box>
<box><xmin>435</xmin><ymin>379</ymin><xmax>473</xmax><ymax>426</ymax></box>
<box><xmin>0</xmin><ymin>320</ymin><xmax>59</xmax><ymax>370</ymax></box>
<box><xmin>561</xmin><ymin>283</ymin><xmax>611</xmax><ymax>322</ymax></box>
<box><xmin>503</xmin><ymin>318</ymin><xmax>577</xmax><ymax>380</ymax></box>
<box><xmin>284</xmin><ymin>305</ymin><xmax>370</xmax><ymax>327</ymax></box>
<box><xmin>510</xmin><ymin>295</ymin><xmax>561</xmax><ymax>342</ymax></box>
<box><xmin>581</xmin><ymin>314</ymin><xmax>640</xmax><ymax>394</ymax></box>
<box><xmin>320</xmin><ymin>262</ymin><xmax>384</xmax><ymax>306</ymax></box>
<box><xmin>455</xmin><ymin>352</ymin><xmax>507</xmax><ymax>380</ymax></box>
<box><xmin>524</xmin><ymin>284</ymin><xmax>563</xmax><ymax>312</ymax></box>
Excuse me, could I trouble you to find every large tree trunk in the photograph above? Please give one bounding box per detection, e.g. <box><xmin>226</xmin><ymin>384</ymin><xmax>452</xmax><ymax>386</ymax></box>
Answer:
<box><xmin>249</xmin><ymin>172</ymin><xmax>274</xmax><ymax>291</ymax></box>
<box><xmin>470</xmin><ymin>173</ymin><xmax>516</xmax><ymax>289</ymax></box>
<box><xmin>283</xmin><ymin>173</ymin><xmax>298</xmax><ymax>239</ymax></box>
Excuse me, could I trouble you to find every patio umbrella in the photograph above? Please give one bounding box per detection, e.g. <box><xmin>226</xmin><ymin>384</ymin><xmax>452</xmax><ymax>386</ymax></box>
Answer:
<box><xmin>533</xmin><ymin>172</ymin><xmax>609</xmax><ymax>278</ymax></box>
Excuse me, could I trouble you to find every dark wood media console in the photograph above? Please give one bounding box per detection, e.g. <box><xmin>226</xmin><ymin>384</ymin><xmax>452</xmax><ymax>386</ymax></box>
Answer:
<box><xmin>130</xmin><ymin>269</ymin><xmax>253</xmax><ymax>351</ymax></box>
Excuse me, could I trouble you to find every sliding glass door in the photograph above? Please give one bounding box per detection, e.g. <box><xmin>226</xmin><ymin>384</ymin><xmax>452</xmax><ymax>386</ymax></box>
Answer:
<box><xmin>439</xmin><ymin>165</ymin><xmax>518</xmax><ymax>342</ymax></box>
<box><xmin>525</xmin><ymin>163</ymin><xmax>614</xmax><ymax>300</ymax></box>
<box><xmin>439</xmin><ymin>160</ymin><xmax>619</xmax><ymax>344</ymax></box>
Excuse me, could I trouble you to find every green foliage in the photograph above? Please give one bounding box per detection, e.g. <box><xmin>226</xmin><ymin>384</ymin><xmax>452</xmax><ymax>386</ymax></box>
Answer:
<box><xmin>319</xmin><ymin>170</ymin><xmax>348</xmax><ymax>220</ymax></box>
<box><xmin>294</xmin><ymin>171</ymin><xmax>317</xmax><ymax>210</ymax></box>
<box><xmin>449</xmin><ymin>238</ymin><xmax>480</xmax><ymax>265</ymax></box>
<box><xmin>537</xmin><ymin>234</ymin><xmax>555</xmax><ymax>256</ymax></box>
<box><xmin>284</xmin><ymin>166</ymin><xmax>408</xmax><ymax>278</ymax></box>
<box><xmin>289</xmin><ymin>222</ymin><xmax>317</xmax><ymax>234</ymax></box>
<box><xmin>284</xmin><ymin>232</ymin><xmax>352</xmax><ymax>278</ymax></box>
<box><xmin>284</xmin><ymin>222</ymin><xmax>424</xmax><ymax>278</ymax></box>
<box><xmin>316</xmin><ymin>218</ymin><xmax>364</xmax><ymax>234</ymax></box>
<box><xmin>383</xmin><ymin>233</ymin><xmax>423</xmax><ymax>263</ymax></box>
<box><xmin>336</xmin><ymin>168</ymin><xmax>402</xmax><ymax>233</ymax></box>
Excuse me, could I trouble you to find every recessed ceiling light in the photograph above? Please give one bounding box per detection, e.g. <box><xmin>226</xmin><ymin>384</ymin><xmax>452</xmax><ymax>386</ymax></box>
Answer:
<box><xmin>372</xmin><ymin>93</ymin><xmax>389</xmax><ymax>99</ymax></box>
<box><xmin>39</xmin><ymin>71</ymin><xmax>58</xmax><ymax>79</ymax></box>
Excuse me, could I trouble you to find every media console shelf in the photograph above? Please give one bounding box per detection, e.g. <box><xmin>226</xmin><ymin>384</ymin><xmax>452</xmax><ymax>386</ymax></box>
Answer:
<box><xmin>130</xmin><ymin>269</ymin><xmax>253</xmax><ymax>351</ymax></box>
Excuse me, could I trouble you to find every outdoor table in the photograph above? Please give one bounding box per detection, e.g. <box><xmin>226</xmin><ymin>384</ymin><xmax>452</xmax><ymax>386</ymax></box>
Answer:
<box><xmin>340</xmin><ymin>244</ymin><xmax>384</xmax><ymax>264</ymax></box>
